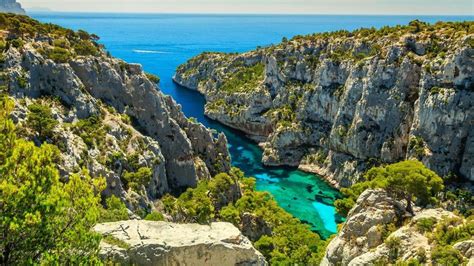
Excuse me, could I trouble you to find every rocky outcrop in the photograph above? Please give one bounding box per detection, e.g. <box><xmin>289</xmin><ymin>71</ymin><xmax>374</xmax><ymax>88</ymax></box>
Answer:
<box><xmin>321</xmin><ymin>189</ymin><xmax>472</xmax><ymax>265</ymax></box>
<box><xmin>322</xmin><ymin>189</ymin><xmax>407</xmax><ymax>265</ymax></box>
<box><xmin>0</xmin><ymin>0</ymin><xmax>25</xmax><ymax>14</ymax></box>
<box><xmin>1</xmin><ymin>15</ymin><xmax>230</xmax><ymax>212</ymax></box>
<box><xmin>94</xmin><ymin>220</ymin><xmax>267</xmax><ymax>266</ymax></box>
<box><xmin>174</xmin><ymin>21</ymin><xmax>474</xmax><ymax>187</ymax></box>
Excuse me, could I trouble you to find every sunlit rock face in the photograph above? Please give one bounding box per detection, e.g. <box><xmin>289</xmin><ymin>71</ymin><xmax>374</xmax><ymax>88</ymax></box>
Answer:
<box><xmin>174</xmin><ymin>22</ymin><xmax>474</xmax><ymax>187</ymax></box>
<box><xmin>94</xmin><ymin>221</ymin><xmax>268</xmax><ymax>266</ymax></box>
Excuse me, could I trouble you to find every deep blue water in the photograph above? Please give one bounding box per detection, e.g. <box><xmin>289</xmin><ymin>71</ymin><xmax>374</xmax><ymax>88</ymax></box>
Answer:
<box><xmin>30</xmin><ymin>12</ymin><xmax>473</xmax><ymax>238</ymax></box>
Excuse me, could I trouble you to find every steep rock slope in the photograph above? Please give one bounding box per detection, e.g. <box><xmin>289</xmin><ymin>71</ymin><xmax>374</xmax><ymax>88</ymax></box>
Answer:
<box><xmin>321</xmin><ymin>189</ymin><xmax>473</xmax><ymax>265</ymax></box>
<box><xmin>0</xmin><ymin>0</ymin><xmax>25</xmax><ymax>14</ymax></box>
<box><xmin>174</xmin><ymin>21</ymin><xmax>474</xmax><ymax>187</ymax></box>
<box><xmin>94</xmin><ymin>220</ymin><xmax>267</xmax><ymax>266</ymax></box>
<box><xmin>0</xmin><ymin>14</ymin><xmax>230</xmax><ymax>211</ymax></box>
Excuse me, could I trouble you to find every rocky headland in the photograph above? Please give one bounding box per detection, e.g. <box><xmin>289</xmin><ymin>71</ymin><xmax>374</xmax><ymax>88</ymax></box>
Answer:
<box><xmin>174</xmin><ymin>21</ymin><xmax>474</xmax><ymax>187</ymax></box>
<box><xmin>0</xmin><ymin>0</ymin><xmax>25</xmax><ymax>14</ymax></box>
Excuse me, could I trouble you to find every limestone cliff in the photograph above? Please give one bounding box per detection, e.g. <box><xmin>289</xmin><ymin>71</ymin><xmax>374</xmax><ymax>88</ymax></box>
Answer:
<box><xmin>0</xmin><ymin>14</ymin><xmax>230</xmax><ymax>212</ymax></box>
<box><xmin>174</xmin><ymin>21</ymin><xmax>474</xmax><ymax>187</ymax></box>
<box><xmin>94</xmin><ymin>220</ymin><xmax>267</xmax><ymax>266</ymax></box>
<box><xmin>0</xmin><ymin>0</ymin><xmax>25</xmax><ymax>14</ymax></box>
<box><xmin>321</xmin><ymin>189</ymin><xmax>473</xmax><ymax>265</ymax></box>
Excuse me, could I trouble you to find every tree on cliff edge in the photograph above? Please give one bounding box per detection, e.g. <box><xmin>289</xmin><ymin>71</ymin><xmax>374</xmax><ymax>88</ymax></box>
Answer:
<box><xmin>365</xmin><ymin>160</ymin><xmax>444</xmax><ymax>214</ymax></box>
<box><xmin>336</xmin><ymin>160</ymin><xmax>444</xmax><ymax>216</ymax></box>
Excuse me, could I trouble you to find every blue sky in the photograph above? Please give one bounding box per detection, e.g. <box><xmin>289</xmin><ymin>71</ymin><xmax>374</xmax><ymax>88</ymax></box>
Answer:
<box><xmin>21</xmin><ymin>0</ymin><xmax>474</xmax><ymax>15</ymax></box>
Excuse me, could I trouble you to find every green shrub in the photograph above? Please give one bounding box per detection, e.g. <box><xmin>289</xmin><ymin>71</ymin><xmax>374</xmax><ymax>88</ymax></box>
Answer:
<box><xmin>219</xmin><ymin>204</ymin><xmax>241</xmax><ymax>224</ymax></box>
<box><xmin>416</xmin><ymin>217</ymin><xmax>437</xmax><ymax>233</ymax></box>
<box><xmin>385</xmin><ymin>236</ymin><xmax>401</xmax><ymax>261</ymax></box>
<box><xmin>431</xmin><ymin>217</ymin><xmax>473</xmax><ymax>246</ymax></box>
<box><xmin>219</xmin><ymin>63</ymin><xmax>264</xmax><ymax>93</ymax></box>
<box><xmin>17</xmin><ymin>71</ymin><xmax>28</xmax><ymax>88</ymax></box>
<box><xmin>72</xmin><ymin>115</ymin><xmax>107</xmax><ymax>149</ymax></box>
<box><xmin>53</xmin><ymin>38</ymin><xmax>69</xmax><ymax>48</ymax></box>
<box><xmin>377</xmin><ymin>223</ymin><xmax>397</xmax><ymax>241</ymax></box>
<box><xmin>99</xmin><ymin>196</ymin><xmax>129</xmax><ymax>222</ymax></box>
<box><xmin>10</xmin><ymin>38</ymin><xmax>23</xmax><ymax>49</ymax></box>
<box><xmin>43</xmin><ymin>46</ymin><xmax>73</xmax><ymax>63</ymax></box>
<box><xmin>176</xmin><ymin>183</ymin><xmax>215</xmax><ymax>224</ymax></box>
<box><xmin>334</xmin><ymin>197</ymin><xmax>355</xmax><ymax>217</ymax></box>
<box><xmin>431</xmin><ymin>245</ymin><xmax>464</xmax><ymax>265</ymax></box>
<box><xmin>430</xmin><ymin>86</ymin><xmax>442</xmax><ymax>95</ymax></box>
<box><xmin>102</xmin><ymin>235</ymin><xmax>131</xmax><ymax>249</ymax></box>
<box><xmin>145</xmin><ymin>73</ymin><xmax>160</xmax><ymax>83</ymax></box>
<box><xmin>144</xmin><ymin>211</ymin><xmax>165</xmax><ymax>221</ymax></box>
<box><xmin>409</xmin><ymin>136</ymin><xmax>426</xmax><ymax>158</ymax></box>
<box><xmin>27</xmin><ymin>103</ymin><xmax>58</xmax><ymax>142</ymax></box>
<box><xmin>0</xmin><ymin>40</ymin><xmax>6</xmax><ymax>51</ymax></box>
<box><xmin>123</xmin><ymin>167</ymin><xmax>152</xmax><ymax>192</ymax></box>
<box><xmin>73</xmin><ymin>40</ymin><xmax>99</xmax><ymax>56</ymax></box>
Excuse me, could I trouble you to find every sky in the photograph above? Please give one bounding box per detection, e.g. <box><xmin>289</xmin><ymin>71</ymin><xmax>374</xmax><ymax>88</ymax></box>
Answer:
<box><xmin>21</xmin><ymin>0</ymin><xmax>474</xmax><ymax>15</ymax></box>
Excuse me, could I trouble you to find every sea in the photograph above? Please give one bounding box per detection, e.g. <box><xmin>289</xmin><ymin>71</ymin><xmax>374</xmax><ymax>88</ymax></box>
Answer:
<box><xmin>30</xmin><ymin>12</ymin><xmax>473</xmax><ymax>238</ymax></box>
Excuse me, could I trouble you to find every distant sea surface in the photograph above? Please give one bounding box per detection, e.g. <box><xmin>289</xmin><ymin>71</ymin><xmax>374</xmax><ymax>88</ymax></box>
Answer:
<box><xmin>30</xmin><ymin>12</ymin><xmax>473</xmax><ymax>238</ymax></box>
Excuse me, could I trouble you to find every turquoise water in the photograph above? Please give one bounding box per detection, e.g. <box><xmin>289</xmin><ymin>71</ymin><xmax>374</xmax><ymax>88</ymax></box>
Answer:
<box><xmin>30</xmin><ymin>13</ymin><xmax>472</xmax><ymax>238</ymax></box>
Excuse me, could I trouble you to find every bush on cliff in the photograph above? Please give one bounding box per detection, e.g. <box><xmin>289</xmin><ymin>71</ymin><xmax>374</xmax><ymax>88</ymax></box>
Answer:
<box><xmin>26</xmin><ymin>103</ymin><xmax>59</xmax><ymax>143</ymax></box>
<box><xmin>0</xmin><ymin>95</ymin><xmax>105</xmax><ymax>264</ymax></box>
<box><xmin>219</xmin><ymin>63</ymin><xmax>265</xmax><ymax>93</ymax></box>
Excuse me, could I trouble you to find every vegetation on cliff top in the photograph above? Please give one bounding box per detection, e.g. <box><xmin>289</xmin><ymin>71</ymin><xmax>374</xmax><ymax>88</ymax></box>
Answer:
<box><xmin>0</xmin><ymin>13</ymin><xmax>102</xmax><ymax>62</ymax></box>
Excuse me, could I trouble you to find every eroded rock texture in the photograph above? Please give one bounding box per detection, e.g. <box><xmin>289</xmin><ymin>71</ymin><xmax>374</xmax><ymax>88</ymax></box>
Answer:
<box><xmin>94</xmin><ymin>220</ymin><xmax>267</xmax><ymax>266</ymax></box>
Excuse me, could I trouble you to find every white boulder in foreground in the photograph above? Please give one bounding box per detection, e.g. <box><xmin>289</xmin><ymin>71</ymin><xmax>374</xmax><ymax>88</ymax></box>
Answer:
<box><xmin>94</xmin><ymin>220</ymin><xmax>267</xmax><ymax>266</ymax></box>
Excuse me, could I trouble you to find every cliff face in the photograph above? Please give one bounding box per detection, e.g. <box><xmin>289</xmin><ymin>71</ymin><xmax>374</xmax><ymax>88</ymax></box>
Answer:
<box><xmin>174</xmin><ymin>21</ymin><xmax>474</xmax><ymax>187</ymax></box>
<box><xmin>0</xmin><ymin>0</ymin><xmax>25</xmax><ymax>14</ymax></box>
<box><xmin>94</xmin><ymin>221</ymin><xmax>267</xmax><ymax>266</ymax></box>
<box><xmin>321</xmin><ymin>189</ymin><xmax>473</xmax><ymax>265</ymax></box>
<box><xmin>1</xmin><ymin>14</ymin><xmax>230</xmax><ymax>211</ymax></box>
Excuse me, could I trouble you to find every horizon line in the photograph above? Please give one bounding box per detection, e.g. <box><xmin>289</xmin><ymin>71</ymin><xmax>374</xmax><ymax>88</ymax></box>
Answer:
<box><xmin>25</xmin><ymin>10</ymin><xmax>474</xmax><ymax>17</ymax></box>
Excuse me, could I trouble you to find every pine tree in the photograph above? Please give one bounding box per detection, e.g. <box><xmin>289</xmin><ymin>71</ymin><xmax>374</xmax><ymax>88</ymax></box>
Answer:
<box><xmin>0</xmin><ymin>95</ymin><xmax>105</xmax><ymax>264</ymax></box>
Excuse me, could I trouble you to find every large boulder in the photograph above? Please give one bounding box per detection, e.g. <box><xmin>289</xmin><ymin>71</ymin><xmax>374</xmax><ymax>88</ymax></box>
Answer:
<box><xmin>94</xmin><ymin>220</ymin><xmax>267</xmax><ymax>266</ymax></box>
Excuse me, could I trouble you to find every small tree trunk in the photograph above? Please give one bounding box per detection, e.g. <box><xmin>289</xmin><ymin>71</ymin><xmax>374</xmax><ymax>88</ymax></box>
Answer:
<box><xmin>406</xmin><ymin>195</ymin><xmax>414</xmax><ymax>215</ymax></box>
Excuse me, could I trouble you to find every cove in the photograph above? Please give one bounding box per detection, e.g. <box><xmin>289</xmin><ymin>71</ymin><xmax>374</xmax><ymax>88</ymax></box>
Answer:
<box><xmin>29</xmin><ymin>12</ymin><xmax>472</xmax><ymax>238</ymax></box>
